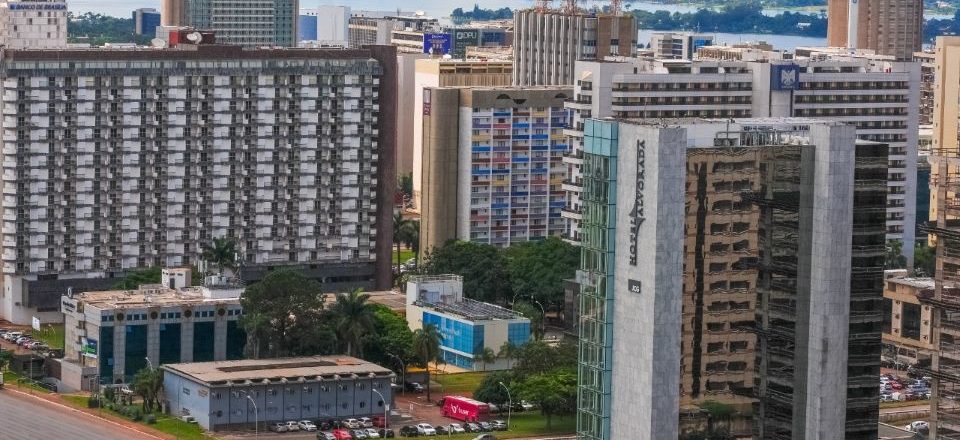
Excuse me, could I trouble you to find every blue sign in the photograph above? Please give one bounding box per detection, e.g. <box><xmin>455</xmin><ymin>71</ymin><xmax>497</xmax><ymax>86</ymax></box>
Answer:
<box><xmin>771</xmin><ymin>64</ymin><xmax>801</xmax><ymax>91</ymax></box>
<box><xmin>423</xmin><ymin>33</ymin><xmax>452</xmax><ymax>55</ymax></box>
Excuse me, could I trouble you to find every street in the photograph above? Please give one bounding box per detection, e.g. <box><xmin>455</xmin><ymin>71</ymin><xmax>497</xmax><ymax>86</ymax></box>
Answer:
<box><xmin>0</xmin><ymin>389</ymin><xmax>158</xmax><ymax>440</ymax></box>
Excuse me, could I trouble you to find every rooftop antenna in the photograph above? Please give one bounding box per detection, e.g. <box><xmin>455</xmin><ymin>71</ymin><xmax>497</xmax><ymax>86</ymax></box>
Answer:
<box><xmin>534</xmin><ymin>0</ymin><xmax>552</xmax><ymax>12</ymax></box>
<box><xmin>561</xmin><ymin>0</ymin><xmax>577</xmax><ymax>13</ymax></box>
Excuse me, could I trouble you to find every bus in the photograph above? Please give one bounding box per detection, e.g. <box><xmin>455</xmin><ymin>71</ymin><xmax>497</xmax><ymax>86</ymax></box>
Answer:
<box><xmin>440</xmin><ymin>396</ymin><xmax>490</xmax><ymax>423</ymax></box>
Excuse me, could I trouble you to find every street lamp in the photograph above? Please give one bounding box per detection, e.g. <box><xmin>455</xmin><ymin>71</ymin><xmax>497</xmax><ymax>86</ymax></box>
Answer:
<box><xmin>388</xmin><ymin>353</ymin><xmax>405</xmax><ymax>395</ymax></box>
<box><xmin>244</xmin><ymin>393</ymin><xmax>259</xmax><ymax>440</ymax></box>
<box><xmin>145</xmin><ymin>356</ymin><xmax>154</xmax><ymax>371</ymax></box>
<box><xmin>498</xmin><ymin>382</ymin><xmax>511</xmax><ymax>431</ymax></box>
<box><xmin>531</xmin><ymin>299</ymin><xmax>546</xmax><ymax>336</ymax></box>
<box><xmin>372</xmin><ymin>388</ymin><xmax>389</xmax><ymax>433</ymax></box>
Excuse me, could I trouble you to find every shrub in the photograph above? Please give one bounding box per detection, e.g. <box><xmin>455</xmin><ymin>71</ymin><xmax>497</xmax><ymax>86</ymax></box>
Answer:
<box><xmin>87</xmin><ymin>397</ymin><xmax>100</xmax><ymax>408</ymax></box>
<box><xmin>144</xmin><ymin>414</ymin><xmax>156</xmax><ymax>424</ymax></box>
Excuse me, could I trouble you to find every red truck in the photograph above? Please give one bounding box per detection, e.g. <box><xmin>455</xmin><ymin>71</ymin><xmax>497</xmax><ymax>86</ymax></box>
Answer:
<box><xmin>440</xmin><ymin>396</ymin><xmax>490</xmax><ymax>422</ymax></box>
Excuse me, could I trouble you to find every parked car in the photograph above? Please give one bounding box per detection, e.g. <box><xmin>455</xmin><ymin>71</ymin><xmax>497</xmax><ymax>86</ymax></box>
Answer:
<box><xmin>448</xmin><ymin>423</ymin><xmax>466</xmax><ymax>434</ymax></box>
<box><xmin>372</xmin><ymin>415</ymin><xmax>388</xmax><ymax>428</ymax></box>
<box><xmin>352</xmin><ymin>429</ymin><xmax>369</xmax><ymax>439</ymax></box>
<box><xmin>360</xmin><ymin>417</ymin><xmax>374</xmax><ymax>428</ymax></box>
<box><xmin>478</xmin><ymin>421</ymin><xmax>492</xmax><ymax>432</ymax></box>
<box><xmin>318</xmin><ymin>432</ymin><xmax>337</xmax><ymax>440</ymax></box>
<box><xmin>270</xmin><ymin>422</ymin><xmax>289</xmax><ymax>433</ymax></box>
<box><xmin>471</xmin><ymin>435</ymin><xmax>496</xmax><ymax>440</ymax></box>
<box><xmin>332</xmin><ymin>429</ymin><xmax>353</xmax><ymax>440</ymax></box>
<box><xmin>286</xmin><ymin>421</ymin><xmax>301</xmax><ymax>432</ymax></box>
<box><xmin>378</xmin><ymin>428</ymin><xmax>396</xmax><ymax>438</ymax></box>
<box><xmin>904</xmin><ymin>421</ymin><xmax>929</xmax><ymax>433</ymax></box>
<box><xmin>365</xmin><ymin>428</ymin><xmax>381</xmax><ymax>438</ymax></box>
<box><xmin>344</xmin><ymin>418</ymin><xmax>362</xmax><ymax>429</ymax></box>
<box><xmin>416</xmin><ymin>423</ymin><xmax>436</xmax><ymax>436</ymax></box>
<box><xmin>435</xmin><ymin>426</ymin><xmax>448</xmax><ymax>435</ymax></box>
<box><xmin>405</xmin><ymin>382</ymin><xmax>425</xmax><ymax>393</ymax></box>
<box><xmin>519</xmin><ymin>401</ymin><xmax>535</xmax><ymax>411</ymax></box>
<box><xmin>465</xmin><ymin>423</ymin><xmax>481</xmax><ymax>433</ymax></box>
<box><xmin>398</xmin><ymin>425</ymin><xmax>420</xmax><ymax>437</ymax></box>
<box><xmin>490</xmin><ymin>420</ymin><xmax>507</xmax><ymax>431</ymax></box>
<box><xmin>300</xmin><ymin>420</ymin><xmax>318</xmax><ymax>431</ymax></box>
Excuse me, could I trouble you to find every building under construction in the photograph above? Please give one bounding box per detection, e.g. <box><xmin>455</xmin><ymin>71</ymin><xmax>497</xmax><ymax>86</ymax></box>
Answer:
<box><xmin>512</xmin><ymin>0</ymin><xmax>636</xmax><ymax>86</ymax></box>
<box><xmin>927</xmin><ymin>36</ymin><xmax>960</xmax><ymax>439</ymax></box>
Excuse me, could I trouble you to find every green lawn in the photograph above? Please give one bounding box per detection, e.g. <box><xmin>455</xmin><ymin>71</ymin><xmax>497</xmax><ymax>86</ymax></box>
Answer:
<box><xmin>2</xmin><ymin>370</ymin><xmax>53</xmax><ymax>394</ymax></box>
<box><xmin>392</xmin><ymin>249</ymin><xmax>415</xmax><ymax>264</ymax></box>
<box><xmin>435</xmin><ymin>371</ymin><xmax>488</xmax><ymax>396</ymax></box>
<box><xmin>32</xmin><ymin>324</ymin><xmax>65</xmax><ymax>350</ymax></box>
<box><xmin>433</xmin><ymin>413</ymin><xmax>575</xmax><ymax>439</ymax></box>
<box><xmin>58</xmin><ymin>393</ymin><xmax>212</xmax><ymax>440</ymax></box>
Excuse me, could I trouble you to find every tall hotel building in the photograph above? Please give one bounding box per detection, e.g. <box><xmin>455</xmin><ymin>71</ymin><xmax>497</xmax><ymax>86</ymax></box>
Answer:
<box><xmin>0</xmin><ymin>43</ymin><xmax>398</xmax><ymax>324</ymax></box>
<box><xmin>574</xmin><ymin>118</ymin><xmax>887</xmax><ymax>440</ymax></box>
<box><xmin>513</xmin><ymin>9</ymin><xmax>637</xmax><ymax>86</ymax></box>
<box><xmin>827</xmin><ymin>0</ymin><xmax>923</xmax><ymax>61</ymax></box>
<box><xmin>418</xmin><ymin>87</ymin><xmax>571</xmax><ymax>255</ymax></box>
<box><xmin>160</xmin><ymin>0</ymin><xmax>299</xmax><ymax>47</ymax></box>
<box><xmin>0</xmin><ymin>0</ymin><xmax>67</xmax><ymax>49</ymax></box>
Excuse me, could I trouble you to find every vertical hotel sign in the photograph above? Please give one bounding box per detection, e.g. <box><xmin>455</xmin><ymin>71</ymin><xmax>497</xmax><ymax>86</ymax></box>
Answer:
<box><xmin>423</xmin><ymin>89</ymin><xmax>431</xmax><ymax>116</ymax></box>
<box><xmin>628</xmin><ymin>140</ymin><xmax>646</xmax><ymax>266</ymax></box>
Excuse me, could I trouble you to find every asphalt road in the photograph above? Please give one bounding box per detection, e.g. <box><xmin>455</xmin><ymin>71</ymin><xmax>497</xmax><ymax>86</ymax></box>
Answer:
<box><xmin>0</xmin><ymin>389</ymin><xmax>158</xmax><ymax>440</ymax></box>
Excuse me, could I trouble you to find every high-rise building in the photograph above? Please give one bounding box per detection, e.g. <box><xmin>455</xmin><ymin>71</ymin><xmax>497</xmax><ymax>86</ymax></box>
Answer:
<box><xmin>0</xmin><ymin>44</ymin><xmax>398</xmax><ymax>325</ymax></box>
<box><xmin>750</xmin><ymin>124</ymin><xmax>888</xmax><ymax>440</ymax></box>
<box><xmin>133</xmin><ymin>8</ymin><xmax>161</xmax><ymax>36</ymax></box>
<box><xmin>647</xmin><ymin>32</ymin><xmax>715</xmax><ymax>60</ymax></box>
<box><xmin>418</xmin><ymin>86</ymin><xmax>571</xmax><ymax>255</ymax></box>
<box><xmin>0</xmin><ymin>0</ymin><xmax>66</xmax><ymax>49</ymax></box>
<box><xmin>161</xmin><ymin>0</ymin><xmax>299</xmax><ymax>46</ymax></box>
<box><xmin>926</xmin><ymin>36</ymin><xmax>960</xmax><ymax>439</ymax></box>
<box><xmin>562</xmin><ymin>49</ymin><xmax>920</xmax><ymax>260</ymax></box>
<box><xmin>512</xmin><ymin>9</ymin><xmax>636</xmax><ymax>86</ymax></box>
<box><xmin>915</xmin><ymin>50</ymin><xmax>936</xmax><ymax>126</ymax></box>
<box><xmin>298</xmin><ymin>6</ymin><xmax>350</xmax><ymax>47</ymax></box>
<box><xmin>827</xmin><ymin>0</ymin><xmax>923</xmax><ymax>61</ymax></box>
<box><xmin>411</xmin><ymin>59</ymin><xmax>513</xmax><ymax>209</ymax></box>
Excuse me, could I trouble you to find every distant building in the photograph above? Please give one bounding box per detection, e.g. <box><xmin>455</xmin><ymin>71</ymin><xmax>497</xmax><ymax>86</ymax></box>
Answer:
<box><xmin>448</xmin><ymin>27</ymin><xmax>508</xmax><ymax>59</ymax></box>
<box><xmin>162</xmin><ymin>356</ymin><xmax>394</xmax><ymax>431</ymax></box>
<box><xmin>513</xmin><ymin>9</ymin><xmax>636</xmax><ymax>86</ymax></box>
<box><xmin>161</xmin><ymin>0</ymin><xmax>298</xmax><ymax>46</ymax></box>
<box><xmin>59</xmin><ymin>268</ymin><xmax>245</xmax><ymax>389</ymax></box>
<box><xmin>132</xmin><ymin>8</ymin><xmax>161</xmax><ymax>36</ymax></box>
<box><xmin>405</xmin><ymin>275</ymin><xmax>530</xmax><ymax>371</ymax></box>
<box><xmin>411</xmin><ymin>59</ymin><xmax>513</xmax><ymax>209</ymax></box>
<box><xmin>648</xmin><ymin>32</ymin><xmax>714</xmax><ymax>60</ymax></box>
<box><xmin>881</xmin><ymin>271</ymin><xmax>935</xmax><ymax>370</ymax></box>
<box><xmin>827</xmin><ymin>0</ymin><xmax>922</xmax><ymax>61</ymax></box>
<box><xmin>298</xmin><ymin>6</ymin><xmax>349</xmax><ymax>46</ymax></box>
<box><xmin>419</xmin><ymin>86</ymin><xmax>571</xmax><ymax>254</ymax></box>
<box><xmin>348</xmin><ymin>13</ymin><xmax>440</xmax><ymax>51</ymax></box>
<box><xmin>0</xmin><ymin>0</ymin><xmax>66</xmax><ymax>49</ymax></box>
<box><xmin>914</xmin><ymin>51</ymin><xmax>935</xmax><ymax>125</ymax></box>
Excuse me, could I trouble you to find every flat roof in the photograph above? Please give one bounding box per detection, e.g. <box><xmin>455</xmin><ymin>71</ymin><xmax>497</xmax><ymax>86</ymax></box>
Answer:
<box><xmin>418</xmin><ymin>297</ymin><xmax>525</xmax><ymax>322</ymax></box>
<box><xmin>889</xmin><ymin>277</ymin><xmax>936</xmax><ymax>289</ymax></box>
<box><xmin>162</xmin><ymin>356</ymin><xmax>394</xmax><ymax>385</ymax></box>
<box><xmin>70</xmin><ymin>286</ymin><xmax>239</xmax><ymax>310</ymax></box>
<box><xmin>1</xmin><ymin>44</ymin><xmax>386</xmax><ymax>62</ymax></box>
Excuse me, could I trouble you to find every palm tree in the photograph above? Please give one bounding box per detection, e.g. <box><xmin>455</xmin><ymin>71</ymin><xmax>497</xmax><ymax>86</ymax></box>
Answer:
<box><xmin>498</xmin><ymin>341</ymin><xmax>519</xmax><ymax>369</ymax></box>
<box><xmin>402</xmin><ymin>221</ymin><xmax>421</xmax><ymax>267</ymax></box>
<box><xmin>202</xmin><ymin>237</ymin><xmax>237</xmax><ymax>274</ymax></box>
<box><xmin>330</xmin><ymin>289</ymin><xmax>376</xmax><ymax>357</ymax></box>
<box><xmin>393</xmin><ymin>213</ymin><xmax>412</xmax><ymax>279</ymax></box>
<box><xmin>412</xmin><ymin>323</ymin><xmax>443</xmax><ymax>402</ymax></box>
<box><xmin>885</xmin><ymin>240</ymin><xmax>907</xmax><ymax>270</ymax></box>
<box><xmin>474</xmin><ymin>347</ymin><xmax>496</xmax><ymax>372</ymax></box>
<box><xmin>132</xmin><ymin>367</ymin><xmax>164</xmax><ymax>413</ymax></box>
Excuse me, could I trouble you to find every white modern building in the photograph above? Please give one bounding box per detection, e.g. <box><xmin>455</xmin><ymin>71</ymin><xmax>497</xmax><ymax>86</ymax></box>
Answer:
<box><xmin>405</xmin><ymin>275</ymin><xmax>530</xmax><ymax>371</ymax></box>
<box><xmin>298</xmin><ymin>5</ymin><xmax>350</xmax><ymax>47</ymax></box>
<box><xmin>647</xmin><ymin>32</ymin><xmax>715</xmax><ymax>60</ymax></box>
<box><xmin>0</xmin><ymin>0</ymin><xmax>66</xmax><ymax>49</ymax></box>
<box><xmin>562</xmin><ymin>48</ymin><xmax>920</xmax><ymax>262</ymax></box>
<box><xmin>0</xmin><ymin>43</ymin><xmax>399</xmax><ymax>324</ymax></box>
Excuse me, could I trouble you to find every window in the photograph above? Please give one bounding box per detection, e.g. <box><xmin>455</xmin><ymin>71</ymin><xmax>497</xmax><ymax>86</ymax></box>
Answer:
<box><xmin>183</xmin><ymin>387</ymin><xmax>191</xmax><ymax>395</ymax></box>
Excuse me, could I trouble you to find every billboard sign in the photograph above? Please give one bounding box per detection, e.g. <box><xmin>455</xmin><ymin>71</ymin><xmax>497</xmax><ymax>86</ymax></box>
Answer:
<box><xmin>81</xmin><ymin>337</ymin><xmax>98</xmax><ymax>359</ymax></box>
<box><xmin>423</xmin><ymin>33</ymin><xmax>451</xmax><ymax>55</ymax></box>
<box><xmin>452</xmin><ymin>29</ymin><xmax>480</xmax><ymax>58</ymax></box>
<box><xmin>771</xmin><ymin>64</ymin><xmax>801</xmax><ymax>91</ymax></box>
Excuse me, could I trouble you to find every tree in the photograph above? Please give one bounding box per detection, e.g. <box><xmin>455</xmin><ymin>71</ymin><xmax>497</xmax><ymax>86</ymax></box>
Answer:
<box><xmin>202</xmin><ymin>237</ymin><xmax>237</xmax><ymax>274</ymax></box>
<box><xmin>112</xmin><ymin>267</ymin><xmax>162</xmax><ymax>290</ymax></box>
<box><xmin>473</xmin><ymin>371</ymin><xmax>515</xmax><ymax>410</ymax></box>
<box><xmin>362</xmin><ymin>304</ymin><xmax>416</xmax><ymax>372</ymax></box>
<box><xmin>0</xmin><ymin>349</ymin><xmax>12</xmax><ymax>370</ymax></box>
<box><xmin>512</xmin><ymin>340</ymin><xmax>577</xmax><ymax>380</ymax></box>
<box><xmin>330</xmin><ymin>289</ymin><xmax>376</xmax><ymax>358</ymax></box>
<box><xmin>515</xmin><ymin>368</ymin><xmax>577</xmax><ymax>429</ymax></box>
<box><xmin>474</xmin><ymin>347</ymin><xmax>496</xmax><ymax>372</ymax></box>
<box><xmin>394</xmin><ymin>213</ymin><xmax>417</xmax><ymax>280</ymax></box>
<box><xmin>412</xmin><ymin>324</ymin><xmax>443</xmax><ymax>402</ymax></box>
<box><xmin>513</xmin><ymin>301</ymin><xmax>544</xmax><ymax>341</ymax></box>
<box><xmin>885</xmin><ymin>240</ymin><xmax>908</xmax><ymax>270</ymax></box>
<box><xmin>915</xmin><ymin>243</ymin><xmax>937</xmax><ymax>277</ymax></box>
<box><xmin>421</xmin><ymin>241</ymin><xmax>511</xmax><ymax>303</ymax></box>
<box><xmin>239</xmin><ymin>269</ymin><xmax>333</xmax><ymax>358</ymax></box>
<box><xmin>131</xmin><ymin>367</ymin><xmax>164</xmax><ymax>413</ymax></box>
<box><xmin>498</xmin><ymin>341</ymin><xmax>520</xmax><ymax>369</ymax></box>
<box><xmin>398</xmin><ymin>174</ymin><xmax>413</xmax><ymax>202</ymax></box>
<box><xmin>404</xmin><ymin>221</ymin><xmax>421</xmax><ymax>263</ymax></box>
<box><xmin>503</xmin><ymin>237</ymin><xmax>579</xmax><ymax>308</ymax></box>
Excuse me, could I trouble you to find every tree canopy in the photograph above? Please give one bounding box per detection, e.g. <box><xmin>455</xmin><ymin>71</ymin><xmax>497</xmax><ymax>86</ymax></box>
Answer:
<box><xmin>239</xmin><ymin>269</ymin><xmax>334</xmax><ymax>358</ymax></box>
<box><xmin>504</xmin><ymin>237</ymin><xmax>579</xmax><ymax>307</ymax></box>
<box><xmin>515</xmin><ymin>368</ymin><xmax>577</xmax><ymax>429</ymax></box>
<box><xmin>421</xmin><ymin>241</ymin><xmax>511</xmax><ymax>303</ymax></box>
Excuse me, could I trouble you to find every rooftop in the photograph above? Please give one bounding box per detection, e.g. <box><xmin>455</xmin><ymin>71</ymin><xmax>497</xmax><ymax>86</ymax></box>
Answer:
<box><xmin>888</xmin><ymin>277</ymin><xmax>937</xmax><ymax>290</ymax></box>
<box><xmin>0</xmin><ymin>44</ymin><xmax>390</xmax><ymax>62</ymax></box>
<box><xmin>68</xmin><ymin>285</ymin><xmax>240</xmax><ymax>310</ymax></box>
<box><xmin>162</xmin><ymin>356</ymin><xmax>394</xmax><ymax>385</ymax></box>
<box><xmin>417</xmin><ymin>297</ymin><xmax>524</xmax><ymax>321</ymax></box>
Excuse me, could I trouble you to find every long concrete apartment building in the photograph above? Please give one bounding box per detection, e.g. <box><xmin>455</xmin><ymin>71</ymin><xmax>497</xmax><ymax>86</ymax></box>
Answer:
<box><xmin>562</xmin><ymin>48</ymin><xmax>920</xmax><ymax>256</ymax></box>
<box><xmin>0</xmin><ymin>43</ymin><xmax>398</xmax><ymax>324</ymax></box>
<box><xmin>161</xmin><ymin>0</ymin><xmax>299</xmax><ymax>47</ymax></box>
<box><xmin>418</xmin><ymin>86</ymin><xmax>571</xmax><ymax>254</ymax></box>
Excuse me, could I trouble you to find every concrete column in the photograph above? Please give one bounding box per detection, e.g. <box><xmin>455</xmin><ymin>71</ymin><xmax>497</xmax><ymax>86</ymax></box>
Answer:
<box><xmin>214</xmin><ymin>318</ymin><xmax>227</xmax><ymax>361</ymax></box>
<box><xmin>147</xmin><ymin>317</ymin><xmax>160</xmax><ymax>368</ymax></box>
<box><xmin>181</xmin><ymin>317</ymin><xmax>194</xmax><ymax>363</ymax></box>
<box><xmin>113</xmin><ymin>324</ymin><xmax>126</xmax><ymax>382</ymax></box>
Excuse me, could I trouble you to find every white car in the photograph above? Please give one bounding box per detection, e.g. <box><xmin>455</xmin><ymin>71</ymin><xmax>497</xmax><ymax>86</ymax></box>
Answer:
<box><xmin>285</xmin><ymin>421</ymin><xmax>300</xmax><ymax>432</ymax></box>
<box><xmin>269</xmin><ymin>422</ymin><xmax>288</xmax><ymax>433</ymax></box>
<box><xmin>344</xmin><ymin>418</ymin><xmax>362</xmax><ymax>429</ymax></box>
<box><xmin>519</xmin><ymin>400</ymin><xmax>535</xmax><ymax>411</ymax></box>
<box><xmin>449</xmin><ymin>423</ymin><xmax>466</xmax><ymax>434</ymax></box>
<box><xmin>417</xmin><ymin>423</ymin><xmax>437</xmax><ymax>436</ymax></box>
<box><xmin>905</xmin><ymin>421</ymin><xmax>929</xmax><ymax>432</ymax></box>
<box><xmin>299</xmin><ymin>420</ymin><xmax>318</xmax><ymax>431</ymax></box>
<box><xmin>360</xmin><ymin>417</ymin><xmax>374</xmax><ymax>428</ymax></box>
<box><xmin>365</xmin><ymin>428</ymin><xmax>381</xmax><ymax>438</ymax></box>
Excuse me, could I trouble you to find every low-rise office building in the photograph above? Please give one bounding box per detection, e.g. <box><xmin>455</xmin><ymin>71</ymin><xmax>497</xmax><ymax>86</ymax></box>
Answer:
<box><xmin>406</xmin><ymin>275</ymin><xmax>530</xmax><ymax>371</ymax></box>
<box><xmin>881</xmin><ymin>271</ymin><xmax>935</xmax><ymax>369</ymax></box>
<box><xmin>59</xmin><ymin>268</ymin><xmax>245</xmax><ymax>389</ymax></box>
<box><xmin>162</xmin><ymin>356</ymin><xmax>394</xmax><ymax>431</ymax></box>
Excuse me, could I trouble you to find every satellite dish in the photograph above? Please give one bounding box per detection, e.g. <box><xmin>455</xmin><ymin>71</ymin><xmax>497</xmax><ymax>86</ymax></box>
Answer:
<box><xmin>151</xmin><ymin>38</ymin><xmax>167</xmax><ymax>48</ymax></box>
<box><xmin>186</xmin><ymin>32</ymin><xmax>203</xmax><ymax>43</ymax></box>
